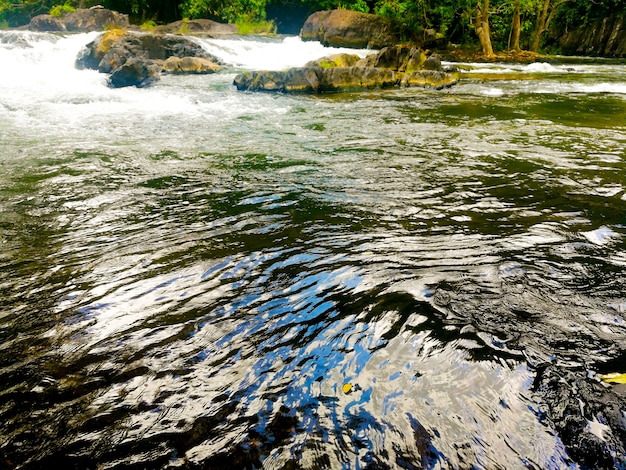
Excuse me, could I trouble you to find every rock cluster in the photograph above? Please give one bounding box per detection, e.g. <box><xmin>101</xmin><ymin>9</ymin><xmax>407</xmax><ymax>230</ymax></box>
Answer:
<box><xmin>233</xmin><ymin>46</ymin><xmax>458</xmax><ymax>93</ymax></box>
<box><xmin>75</xmin><ymin>29</ymin><xmax>221</xmax><ymax>87</ymax></box>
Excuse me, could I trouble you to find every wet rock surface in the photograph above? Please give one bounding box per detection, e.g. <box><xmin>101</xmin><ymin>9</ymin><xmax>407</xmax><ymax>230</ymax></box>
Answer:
<box><xmin>107</xmin><ymin>57</ymin><xmax>160</xmax><ymax>88</ymax></box>
<box><xmin>234</xmin><ymin>46</ymin><xmax>457</xmax><ymax>93</ymax></box>
<box><xmin>430</xmin><ymin>272</ymin><xmax>626</xmax><ymax>469</ymax></box>
<box><xmin>75</xmin><ymin>29</ymin><xmax>221</xmax><ymax>87</ymax></box>
<box><xmin>533</xmin><ymin>365</ymin><xmax>626</xmax><ymax>469</ymax></box>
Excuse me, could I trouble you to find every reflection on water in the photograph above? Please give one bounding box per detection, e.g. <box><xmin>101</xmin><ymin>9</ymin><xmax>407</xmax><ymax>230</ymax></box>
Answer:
<box><xmin>1</xmin><ymin>32</ymin><xmax>626</xmax><ymax>469</ymax></box>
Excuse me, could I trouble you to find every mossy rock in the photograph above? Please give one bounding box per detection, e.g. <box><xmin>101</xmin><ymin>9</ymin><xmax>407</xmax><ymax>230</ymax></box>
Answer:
<box><xmin>95</xmin><ymin>28</ymin><xmax>126</xmax><ymax>56</ymax></box>
<box><xmin>305</xmin><ymin>53</ymin><xmax>361</xmax><ymax>69</ymax></box>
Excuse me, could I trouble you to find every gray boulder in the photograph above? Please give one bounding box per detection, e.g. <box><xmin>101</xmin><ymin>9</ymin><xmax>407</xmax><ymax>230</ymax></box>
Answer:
<box><xmin>107</xmin><ymin>57</ymin><xmax>160</xmax><ymax>88</ymax></box>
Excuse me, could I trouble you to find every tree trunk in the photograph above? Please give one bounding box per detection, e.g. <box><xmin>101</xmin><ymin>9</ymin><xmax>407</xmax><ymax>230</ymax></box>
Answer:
<box><xmin>530</xmin><ymin>0</ymin><xmax>568</xmax><ymax>52</ymax></box>
<box><xmin>475</xmin><ymin>0</ymin><xmax>495</xmax><ymax>57</ymax></box>
<box><xmin>530</xmin><ymin>0</ymin><xmax>549</xmax><ymax>51</ymax></box>
<box><xmin>510</xmin><ymin>3</ymin><xmax>521</xmax><ymax>51</ymax></box>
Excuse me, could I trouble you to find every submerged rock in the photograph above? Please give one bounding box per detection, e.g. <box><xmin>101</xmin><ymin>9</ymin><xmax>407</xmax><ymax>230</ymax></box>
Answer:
<box><xmin>162</xmin><ymin>56</ymin><xmax>221</xmax><ymax>74</ymax></box>
<box><xmin>29</xmin><ymin>8</ymin><xmax>129</xmax><ymax>32</ymax></box>
<box><xmin>233</xmin><ymin>46</ymin><xmax>458</xmax><ymax>93</ymax></box>
<box><xmin>533</xmin><ymin>365</ymin><xmax>626</xmax><ymax>469</ymax></box>
<box><xmin>300</xmin><ymin>9</ymin><xmax>399</xmax><ymax>49</ymax></box>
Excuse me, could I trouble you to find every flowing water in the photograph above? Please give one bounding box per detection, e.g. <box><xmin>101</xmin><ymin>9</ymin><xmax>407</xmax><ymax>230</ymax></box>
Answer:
<box><xmin>1</xmin><ymin>31</ymin><xmax>625</xmax><ymax>469</ymax></box>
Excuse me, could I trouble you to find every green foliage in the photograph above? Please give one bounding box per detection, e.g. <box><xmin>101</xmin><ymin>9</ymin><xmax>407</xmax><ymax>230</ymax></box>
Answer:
<box><xmin>374</xmin><ymin>0</ymin><xmax>428</xmax><ymax>40</ymax></box>
<box><xmin>236</xmin><ymin>14</ymin><xmax>276</xmax><ymax>34</ymax></box>
<box><xmin>180</xmin><ymin>0</ymin><xmax>269</xmax><ymax>23</ymax></box>
<box><xmin>139</xmin><ymin>18</ymin><xmax>157</xmax><ymax>29</ymax></box>
<box><xmin>0</xmin><ymin>0</ymin><xmax>623</xmax><ymax>55</ymax></box>
<box><xmin>310</xmin><ymin>0</ymin><xmax>369</xmax><ymax>12</ymax></box>
<box><xmin>49</xmin><ymin>3</ymin><xmax>75</xmax><ymax>16</ymax></box>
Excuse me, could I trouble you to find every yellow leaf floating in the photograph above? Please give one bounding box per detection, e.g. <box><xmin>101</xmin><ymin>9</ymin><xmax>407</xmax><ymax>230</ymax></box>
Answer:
<box><xmin>600</xmin><ymin>373</ymin><xmax>626</xmax><ymax>384</ymax></box>
<box><xmin>342</xmin><ymin>383</ymin><xmax>353</xmax><ymax>394</ymax></box>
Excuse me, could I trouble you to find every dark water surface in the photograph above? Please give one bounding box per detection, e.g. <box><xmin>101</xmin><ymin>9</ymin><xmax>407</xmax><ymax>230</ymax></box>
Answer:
<box><xmin>1</xmin><ymin>33</ymin><xmax>626</xmax><ymax>469</ymax></box>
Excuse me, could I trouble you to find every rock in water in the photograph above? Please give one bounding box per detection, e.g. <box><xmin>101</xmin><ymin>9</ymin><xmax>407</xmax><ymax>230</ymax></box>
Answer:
<box><xmin>76</xmin><ymin>29</ymin><xmax>222</xmax><ymax>87</ymax></box>
<box><xmin>75</xmin><ymin>29</ymin><xmax>217</xmax><ymax>73</ymax></box>
<box><xmin>233</xmin><ymin>47</ymin><xmax>457</xmax><ymax>94</ymax></box>
<box><xmin>107</xmin><ymin>58</ymin><xmax>160</xmax><ymax>88</ymax></box>
<box><xmin>162</xmin><ymin>56</ymin><xmax>221</xmax><ymax>74</ymax></box>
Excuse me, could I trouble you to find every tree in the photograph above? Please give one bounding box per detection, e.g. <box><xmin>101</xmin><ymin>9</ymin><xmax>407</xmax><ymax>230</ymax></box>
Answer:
<box><xmin>529</xmin><ymin>0</ymin><xmax>569</xmax><ymax>51</ymax></box>
<box><xmin>509</xmin><ymin>0</ymin><xmax>521</xmax><ymax>50</ymax></box>
<box><xmin>179</xmin><ymin>0</ymin><xmax>269</xmax><ymax>22</ymax></box>
<box><xmin>472</xmin><ymin>0</ymin><xmax>495</xmax><ymax>56</ymax></box>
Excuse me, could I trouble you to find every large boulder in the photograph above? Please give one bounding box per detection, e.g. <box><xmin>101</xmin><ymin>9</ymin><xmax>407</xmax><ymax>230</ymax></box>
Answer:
<box><xmin>233</xmin><ymin>46</ymin><xmax>457</xmax><ymax>93</ymax></box>
<box><xmin>300</xmin><ymin>9</ymin><xmax>399</xmax><ymax>49</ymax></box>
<box><xmin>28</xmin><ymin>14</ymin><xmax>66</xmax><ymax>32</ymax></box>
<box><xmin>29</xmin><ymin>7</ymin><xmax>129</xmax><ymax>32</ymax></box>
<box><xmin>107</xmin><ymin>57</ymin><xmax>160</xmax><ymax>88</ymax></box>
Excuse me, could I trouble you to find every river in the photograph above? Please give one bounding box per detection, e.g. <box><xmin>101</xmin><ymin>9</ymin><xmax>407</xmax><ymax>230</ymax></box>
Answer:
<box><xmin>0</xmin><ymin>31</ymin><xmax>625</xmax><ymax>469</ymax></box>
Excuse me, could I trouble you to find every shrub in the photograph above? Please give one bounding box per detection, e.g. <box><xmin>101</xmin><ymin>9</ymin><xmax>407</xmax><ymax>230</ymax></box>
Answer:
<box><xmin>140</xmin><ymin>19</ymin><xmax>157</xmax><ymax>30</ymax></box>
<box><xmin>49</xmin><ymin>4</ymin><xmax>75</xmax><ymax>17</ymax></box>
<box><xmin>236</xmin><ymin>16</ymin><xmax>276</xmax><ymax>35</ymax></box>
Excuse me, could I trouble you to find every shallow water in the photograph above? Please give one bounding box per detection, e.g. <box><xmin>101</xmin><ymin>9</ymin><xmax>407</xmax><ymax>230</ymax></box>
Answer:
<box><xmin>1</xmin><ymin>32</ymin><xmax>625</xmax><ymax>469</ymax></box>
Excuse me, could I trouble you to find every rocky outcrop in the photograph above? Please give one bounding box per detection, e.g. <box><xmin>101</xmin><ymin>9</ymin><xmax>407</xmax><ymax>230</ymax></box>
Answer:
<box><xmin>75</xmin><ymin>29</ymin><xmax>220</xmax><ymax>87</ymax></box>
<box><xmin>550</xmin><ymin>14</ymin><xmax>626</xmax><ymax>58</ymax></box>
<box><xmin>152</xmin><ymin>18</ymin><xmax>237</xmax><ymax>36</ymax></box>
<box><xmin>29</xmin><ymin>7</ymin><xmax>129</xmax><ymax>32</ymax></box>
<box><xmin>300</xmin><ymin>9</ymin><xmax>399</xmax><ymax>49</ymax></box>
<box><xmin>233</xmin><ymin>46</ymin><xmax>458</xmax><ymax>93</ymax></box>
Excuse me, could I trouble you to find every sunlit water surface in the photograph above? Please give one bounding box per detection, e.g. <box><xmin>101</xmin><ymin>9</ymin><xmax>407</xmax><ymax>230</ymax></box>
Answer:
<box><xmin>1</xmin><ymin>32</ymin><xmax>625</xmax><ymax>469</ymax></box>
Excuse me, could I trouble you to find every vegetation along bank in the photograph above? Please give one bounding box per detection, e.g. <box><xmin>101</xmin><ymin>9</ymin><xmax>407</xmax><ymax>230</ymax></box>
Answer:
<box><xmin>1</xmin><ymin>0</ymin><xmax>625</xmax><ymax>58</ymax></box>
